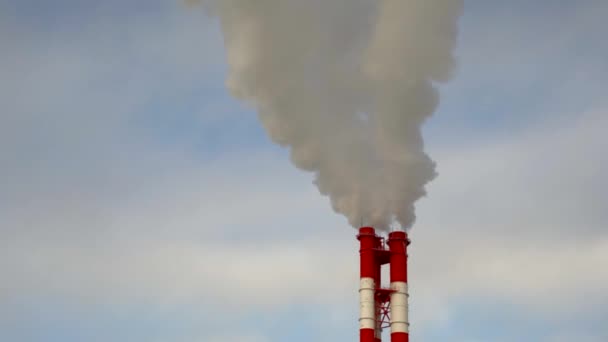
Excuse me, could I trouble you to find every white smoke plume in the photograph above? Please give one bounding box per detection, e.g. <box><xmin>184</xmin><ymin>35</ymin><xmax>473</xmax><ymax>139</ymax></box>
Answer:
<box><xmin>201</xmin><ymin>0</ymin><xmax>463</xmax><ymax>230</ymax></box>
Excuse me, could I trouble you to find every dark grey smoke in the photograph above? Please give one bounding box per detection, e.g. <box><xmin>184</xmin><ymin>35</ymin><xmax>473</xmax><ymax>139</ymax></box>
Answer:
<box><xmin>201</xmin><ymin>0</ymin><xmax>463</xmax><ymax>230</ymax></box>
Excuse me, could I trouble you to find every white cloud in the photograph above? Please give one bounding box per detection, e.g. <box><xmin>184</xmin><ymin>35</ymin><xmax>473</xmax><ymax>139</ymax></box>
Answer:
<box><xmin>1</xmin><ymin>106</ymin><xmax>606</xmax><ymax>340</ymax></box>
<box><xmin>409</xmin><ymin>107</ymin><xmax>608</xmax><ymax>333</ymax></box>
<box><xmin>205</xmin><ymin>336</ymin><xmax>269</xmax><ymax>342</ymax></box>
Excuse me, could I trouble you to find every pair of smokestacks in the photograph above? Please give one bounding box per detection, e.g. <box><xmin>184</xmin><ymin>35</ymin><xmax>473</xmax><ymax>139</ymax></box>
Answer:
<box><xmin>358</xmin><ymin>227</ymin><xmax>410</xmax><ymax>342</ymax></box>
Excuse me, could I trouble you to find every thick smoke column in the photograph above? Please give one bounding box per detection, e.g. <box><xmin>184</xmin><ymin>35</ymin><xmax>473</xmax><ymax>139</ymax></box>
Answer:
<box><xmin>204</xmin><ymin>0</ymin><xmax>463</xmax><ymax>230</ymax></box>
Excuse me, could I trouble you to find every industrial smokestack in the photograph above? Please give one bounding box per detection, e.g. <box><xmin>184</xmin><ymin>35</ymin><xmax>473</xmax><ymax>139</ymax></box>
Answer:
<box><xmin>200</xmin><ymin>0</ymin><xmax>463</xmax><ymax>231</ymax></box>
<box><xmin>358</xmin><ymin>227</ymin><xmax>378</xmax><ymax>342</ymax></box>
<box><xmin>374</xmin><ymin>234</ymin><xmax>383</xmax><ymax>342</ymax></box>
<box><xmin>388</xmin><ymin>231</ymin><xmax>410</xmax><ymax>342</ymax></box>
<box><xmin>358</xmin><ymin>228</ymin><xmax>411</xmax><ymax>342</ymax></box>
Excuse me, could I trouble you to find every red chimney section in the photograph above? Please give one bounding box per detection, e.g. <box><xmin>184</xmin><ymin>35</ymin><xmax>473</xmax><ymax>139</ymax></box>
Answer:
<box><xmin>358</xmin><ymin>227</ymin><xmax>410</xmax><ymax>342</ymax></box>
<box><xmin>388</xmin><ymin>231</ymin><xmax>410</xmax><ymax>342</ymax></box>
<box><xmin>358</xmin><ymin>227</ymin><xmax>377</xmax><ymax>342</ymax></box>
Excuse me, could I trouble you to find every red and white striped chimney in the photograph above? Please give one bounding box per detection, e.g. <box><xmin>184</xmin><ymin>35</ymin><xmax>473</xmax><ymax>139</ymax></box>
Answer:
<box><xmin>358</xmin><ymin>227</ymin><xmax>377</xmax><ymax>342</ymax></box>
<box><xmin>388</xmin><ymin>231</ymin><xmax>410</xmax><ymax>342</ymax></box>
<box><xmin>374</xmin><ymin>234</ymin><xmax>383</xmax><ymax>342</ymax></box>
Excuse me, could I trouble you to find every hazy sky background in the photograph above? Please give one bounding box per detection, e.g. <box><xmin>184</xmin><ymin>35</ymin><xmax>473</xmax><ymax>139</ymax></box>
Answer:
<box><xmin>1</xmin><ymin>0</ymin><xmax>607</xmax><ymax>341</ymax></box>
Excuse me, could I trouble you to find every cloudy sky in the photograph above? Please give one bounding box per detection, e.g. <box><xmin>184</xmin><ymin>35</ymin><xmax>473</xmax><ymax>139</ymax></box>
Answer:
<box><xmin>1</xmin><ymin>0</ymin><xmax>607</xmax><ymax>341</ymax></box>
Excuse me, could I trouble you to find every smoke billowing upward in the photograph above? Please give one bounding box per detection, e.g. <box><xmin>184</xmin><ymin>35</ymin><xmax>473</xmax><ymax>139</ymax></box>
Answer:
<box><xmin>202</xmin><ymin>0</ymin><xmax>463</xmax><ymax>230</ymax></box>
